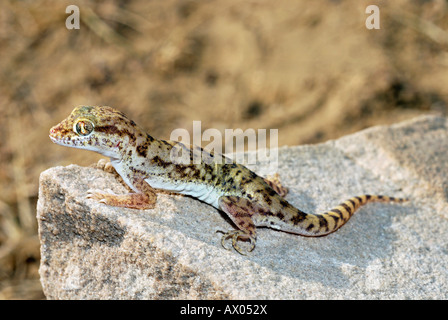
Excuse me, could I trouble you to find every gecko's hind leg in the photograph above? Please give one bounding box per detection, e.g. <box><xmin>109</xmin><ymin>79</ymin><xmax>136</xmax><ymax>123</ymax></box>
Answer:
<box><xmin>264</xmin><ymin>173</ymin><xmax>288</xmax><ymax>197</ymax></box>
<box><xmin>218</xmin><ymin>196</ymin><xmax>262</xmax><ymax>255</ymax></box>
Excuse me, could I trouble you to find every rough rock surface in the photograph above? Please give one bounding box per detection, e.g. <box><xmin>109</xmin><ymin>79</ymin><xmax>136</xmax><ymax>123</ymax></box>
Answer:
<box><xmin>37</xmin><ymin>115</ymin><xmax>448</xmax><ymax>299</ymax></box>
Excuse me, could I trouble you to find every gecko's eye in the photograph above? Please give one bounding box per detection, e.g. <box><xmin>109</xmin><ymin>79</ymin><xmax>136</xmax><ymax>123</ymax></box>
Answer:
<box><xmin>74</xmin><ymin>120</ymin><xmax>94</xmax><ymax>136</ymax></box>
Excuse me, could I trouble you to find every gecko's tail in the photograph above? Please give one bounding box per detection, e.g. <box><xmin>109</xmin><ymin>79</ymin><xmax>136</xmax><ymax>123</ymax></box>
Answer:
<box><xmin>289</xmin><ymin>194</ymin><xmax>408</xmax><ymax>237</ymax></box>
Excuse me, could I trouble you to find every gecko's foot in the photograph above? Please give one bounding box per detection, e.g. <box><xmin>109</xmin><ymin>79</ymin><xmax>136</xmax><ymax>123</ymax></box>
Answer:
<box><xmin>221</xmin><ymin>230</ymin><xmax>256</xmax><ymax>255</ymax></box>
<box><xmin>87</xmin><ymin>189</ymin><xmax>117</xmax><ymax>204</ymax></box>
<box><xmin>93</xmin><ymin>158</ymin><xmax>116</xmax><ymax>174</ymax></box>
<box><xmin>87</xmin><ymin>189</ymin><xmax>156</xmax><ymax>210</ymax></box>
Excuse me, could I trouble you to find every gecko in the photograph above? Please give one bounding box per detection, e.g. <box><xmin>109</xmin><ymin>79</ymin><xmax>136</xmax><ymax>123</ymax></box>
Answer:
<box><xmin>49</xmin><ymin>106</ymin><xmax>407</xmax><ymax>254</ymax></box>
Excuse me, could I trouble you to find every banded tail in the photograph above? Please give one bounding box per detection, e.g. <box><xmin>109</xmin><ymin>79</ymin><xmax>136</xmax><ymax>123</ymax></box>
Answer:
<box><xmin>286</xmin><ymin>194</ymin><xmax>408</xmax><ymax>237</ymax></box>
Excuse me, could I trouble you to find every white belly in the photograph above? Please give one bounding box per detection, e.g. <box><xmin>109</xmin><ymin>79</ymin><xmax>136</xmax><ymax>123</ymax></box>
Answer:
<box><xmin>145</xmin><ymin>177</ymin><xmax>221</xmax><ymax>209</ymax></box>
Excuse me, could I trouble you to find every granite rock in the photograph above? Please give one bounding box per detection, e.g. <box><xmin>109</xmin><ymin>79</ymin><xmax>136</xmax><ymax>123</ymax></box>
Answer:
<box><xmin>37</xmin><ymin>115</ymin><xmax>448</xmax><ymax>299</ymax></box>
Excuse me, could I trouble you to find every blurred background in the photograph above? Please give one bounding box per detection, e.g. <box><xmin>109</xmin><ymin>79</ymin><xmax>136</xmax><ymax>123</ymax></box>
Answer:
<box><xmin>0</xmin><ymin>0</ymin><xmax>447</xmax><ymax>299</ymax></box>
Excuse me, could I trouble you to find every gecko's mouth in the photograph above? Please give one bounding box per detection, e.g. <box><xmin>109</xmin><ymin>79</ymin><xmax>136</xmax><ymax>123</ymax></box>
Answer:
<box><xmin>49</xmin><ymin>128</ymin><xmax>59</xmax><ymax>143</ymax></box>
<box><xmin>49</xmin><ymin>126</ymin><xmax>61</xmax><ymax>141</ymax></box>
<box><xmin>49</xmin><ymin>134</ymin><xmax>57</xmax><ymax>143</ymax></box>
<box><xmin>49</xmin><ymin>129</ymin><xmax>78</xmax><ymax>146</ymax></box>
<box><xmin>49</xmin><ymin>134</ymin><xmax>68</xmax><ymax>146</ymax></box>
<box><xmin>49</xmin><ymin>133</ymin><xmax>89</xmax><ymax>151</ymax></box>
<box><xmin>49</xmin><ymin>128</ymin><xmax>63</xmax><ymax>145</ymax></box>
<box><xmin>49</xmin><ymin>125</ymin><xmax>75</xmax><ymax>146</ymax></box>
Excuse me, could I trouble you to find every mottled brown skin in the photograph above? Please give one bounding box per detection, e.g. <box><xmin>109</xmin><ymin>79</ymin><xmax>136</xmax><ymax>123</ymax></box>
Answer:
<box><xmin>50</xmin><ymin>106</ymin><xmax>407</xmax><ymax>254</ymax></box>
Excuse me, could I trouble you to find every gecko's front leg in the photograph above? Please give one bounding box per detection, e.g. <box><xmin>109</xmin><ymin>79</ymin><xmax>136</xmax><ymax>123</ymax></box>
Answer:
<box><xmin>87</xmin><ymin>174</ymin><xmax>157</xmax><ymax>210</ymax></box>
<box><xmin>93</xmin><ymin>158</ymin><xmax>133</xmax><ymax>192</ymax></box>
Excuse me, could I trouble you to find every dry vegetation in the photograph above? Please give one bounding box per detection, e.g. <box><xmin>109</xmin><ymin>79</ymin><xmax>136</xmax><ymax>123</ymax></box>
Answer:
<box><xmin>0</xmin><ymin>0</ymin><xmax>447</xmax><ymax>299</ymax></box>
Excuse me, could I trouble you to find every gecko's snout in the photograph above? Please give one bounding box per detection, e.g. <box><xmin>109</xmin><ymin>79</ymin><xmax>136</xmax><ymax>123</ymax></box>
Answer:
<box><xmin>49</xmin><ymin>122</ymin><xmax>69</xmax><ymax>144</ymax></box>
<box><xmin>49</xmin><ymin>127</ymin><xmax>59</xmax><ymax>144</ymax></box>
<box><xmin>49</xmin><ymin>125</ymin><xmax>59</xmax><ymax>139</ymax></box>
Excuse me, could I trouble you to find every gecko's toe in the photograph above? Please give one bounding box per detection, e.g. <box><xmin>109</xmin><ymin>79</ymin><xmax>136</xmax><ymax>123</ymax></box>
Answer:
<box><xmin>86</xmin><ymin>190</ymin><xmax>112</xmax><ymax>206</ymax></box>
<box><xmin>92</xmin><ymin>158</ymin><xmax>117</xmax><ymax>175</ymax></box>
<box><xmin>220</xmin><ymin>232</ymin><xmax>234</xmax><ymax>251</ymax></box>
<box><xmin>87</xmin><ymin>189</ymin><xmax>107</xmax><ymax>201</ymax></box>
<box><xmin>221</xmin><ymin>230</ymin><xmax>256</xmax><ymax>255</ymax></box>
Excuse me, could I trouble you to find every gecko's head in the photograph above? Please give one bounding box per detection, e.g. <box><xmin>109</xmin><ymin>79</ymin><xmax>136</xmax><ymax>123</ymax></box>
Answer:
<box><xmin>49</xmin><ymin>106</ymin><xmax>141</xmax><ymax>159</ymax></box>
